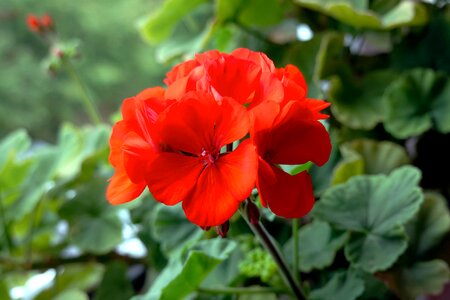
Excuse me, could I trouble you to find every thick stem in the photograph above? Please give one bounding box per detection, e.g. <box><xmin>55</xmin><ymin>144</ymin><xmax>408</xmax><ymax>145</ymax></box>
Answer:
<box><xmin>292</xmin><ymin>218</ymin><xmax>301</xmax><ymax>283</ymax></box>
<box><xmin>62</xmin><ymin>57</ymin><xmax>102</xmax><ymax>125</ymax></box>
<box><xmin>240</xmin><ymin>202</ymin><xmax>306</xmax><ymax>300</ymax></box>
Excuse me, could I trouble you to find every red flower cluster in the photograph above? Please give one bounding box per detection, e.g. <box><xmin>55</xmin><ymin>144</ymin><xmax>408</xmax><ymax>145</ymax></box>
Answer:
<box><xmin>26</xmin><ymin>14</ymin><xmax>53</xmax><ymax>33</ymax></box>
<box><xmin>107</xmin><ymin>49</ymin><xmax>331</xmax><ymax>227</ymax></box>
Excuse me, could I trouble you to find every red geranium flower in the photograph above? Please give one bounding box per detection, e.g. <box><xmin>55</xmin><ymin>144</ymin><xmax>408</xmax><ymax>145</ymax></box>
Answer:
<box><xmin>146</xmin><ymin>91</ymin><xmax>258</xmax><ymax>226</ymax></box>
<box><xmin>107</xmin><ymin>48</ymin><xmax>331</xmax><ymax>226</ymax></box>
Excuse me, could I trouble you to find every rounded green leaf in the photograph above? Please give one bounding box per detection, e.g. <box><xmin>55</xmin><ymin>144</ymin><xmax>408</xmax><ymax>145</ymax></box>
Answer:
<box><xmin>332</xmin><ymin>139</ymin><xmax>409</xmax><ymax>185</ymax></box>
<box><xmin>384</xmin><ymin>69</ymin><xmax>450</xmax><ymax>138</ymax></box>
<box><xmin>284</xmin><ymin>221</ymin><xmax>348</xmax><ymax>272</ymax></box>
<box><xmin>395</xmin><ymin>260</ymin><xmax>450</xmax><ymax>299</ymax></box>
<box><xmin>314</xmin><ymin>166</ymin><xmax>424</xmax><ymax>272</ymax></box>
<box><xmin>344</xmin><ymin>227</ymin><xmax>408</xmax><ymax>273</ymax></box>
<box><xmin>59</xmin><ymin>180</ymin><xmax>123</xmax><ymax>254</ymax></box>
<box><xmin>310</xmin><ymin>270</ymin><xmax>365</xmax><ymax>300</ymax></box>
<box><xmin>406</xmin><ymin>192</ymin><xmax>450</xmax><ymax>258</ymax></box>
<box><xmin>328</xmin><ymin>70</ymin><xmax>398</xmax><ymax>130</ymax></box>
<box><xmin>150</xmin><ymin>203</ymin><xmax>203</xmax><ymax>254</ymax></box>
<box><xmin>315</xmin><ymin>166</ymin><xmax>423</xmax><ymax>233</ymax></box>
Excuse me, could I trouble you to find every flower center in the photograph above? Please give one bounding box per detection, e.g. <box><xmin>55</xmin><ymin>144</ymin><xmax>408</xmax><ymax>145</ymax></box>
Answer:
<box><xmin>201</xmin><ymin>148</ymin><xmax>218</xmax><ymax>165</ymax></box>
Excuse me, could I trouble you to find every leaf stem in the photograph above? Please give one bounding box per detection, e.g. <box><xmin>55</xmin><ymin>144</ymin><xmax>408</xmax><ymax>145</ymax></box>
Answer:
<box><xmin>240</xmin><ymin>201</ymin><xmax>306</xmax><ymax>300</ymax></box>
<box><xmin>61</xmin><ymin>57</ymin><xmax>102</xmax><ymax>125</ymax></box>
<box><xmin>198</xmin><ymin>286</ymin><xmax>284</xmax><ymax>295</ymax></box>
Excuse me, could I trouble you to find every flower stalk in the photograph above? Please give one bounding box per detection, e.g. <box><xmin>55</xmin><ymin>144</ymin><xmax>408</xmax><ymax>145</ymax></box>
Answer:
<box><xmin>240</xmin><ymin>200</ymin><xmax>306</xmax><ymax>300</ymax></box>
<box><xmin>61</xmin><ymin>56</ymin><xmax>102</xmax><ymax>125</ymax></box>
<box><xmin>292</xmin><ymin>218</ymin><xmax>301</xmax><ymax>283</ymax></box>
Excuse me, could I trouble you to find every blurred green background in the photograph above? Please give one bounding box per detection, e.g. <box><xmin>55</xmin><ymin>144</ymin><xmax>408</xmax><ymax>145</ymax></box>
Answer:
<box><xmin>0</xmin><ymin>0</ymin><xmax>167</xmax><ymax>141</ymax></box>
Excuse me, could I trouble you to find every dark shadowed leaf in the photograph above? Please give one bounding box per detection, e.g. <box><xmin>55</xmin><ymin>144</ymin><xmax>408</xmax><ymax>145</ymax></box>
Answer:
<box><xmin>383</xmin><ymin>69</ymin><xmax>450</xmax><ymax>138</ymax></box>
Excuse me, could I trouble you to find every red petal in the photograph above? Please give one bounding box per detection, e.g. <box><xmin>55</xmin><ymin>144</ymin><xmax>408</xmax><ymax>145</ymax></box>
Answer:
<box><xmin>256</xmin><ymin>159</ymin><xmax>314</xmax><ymax>218</ymax></box>
<box><xmin>109</xmin><ymin>121</ymin><xmax>128</xmax><ymax>167</ymax></box>
<box><xmin>182</xmin><ymin>167</ymin><xmax>239</xmax><ymax>227</ymax></box>
<box><xmin>106</xmin><ymin>168</ymin><xmax>146</xmax><ymax>205</ymax></box>
<box><xmin>231</xmin><ymin>48</ymin><xmax>275</xmax><ymax>72</ymax></box>
<box><xmin>276</xmin><ymin>65</ymin><xmax>308</xmax><ymax>102</ymax></box>
<box><xmin>255</xmin><ymin>101</ymin><xmax>332</xmax><ymax>166</ymax></box>
<box><xmin>182</xmin><ymin>140</ymin><xmax>257</xmax><ymax>227</ymax></box>
<box><xmin>121</xmin><ymin>87</ymin><xmax>167</xmax><ymax>143</ymax></box>
<box><xmin>146</xmin><ymin>153</ymin><xmax>204</xmax><ymax>206</ymax></box>
<box><xmin>216</xmin><ymin>139</ymin><xmax>258</xmax><ymax>200</ymax></box>
<box><xmin>164</xmin><ymin>59</ymin><xmax>200</xmax><ymax>86</ymax></box>
<box><xmin>250</xmin><ymin>101</ymin><xmax>280</xmax><ymax>155</ymax></box>
<box><xmin>157</xmin><ymin>92</ymin><xmax>249</xmax><ymax>155</ymax></box>
<box><xmin>249</xmin><ymin>73</ymin><xmax>284</xmax><ymax>109</ymax></box>
<box><xmin>203</xmin><ymin>56</ymin><xmax>261</xmax><ymax>104</ymax></box>
<box><xmin>122</xmin><ymin>132</ymin><xmax>154</xmax><ymax>183</ymax></box>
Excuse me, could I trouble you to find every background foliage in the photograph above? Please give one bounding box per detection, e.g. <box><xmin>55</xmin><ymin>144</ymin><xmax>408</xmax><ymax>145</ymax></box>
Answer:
<box><xmin>1</xmin><ymin>0</ymin><xmax>450</xmax><ymax>299</ymax></box>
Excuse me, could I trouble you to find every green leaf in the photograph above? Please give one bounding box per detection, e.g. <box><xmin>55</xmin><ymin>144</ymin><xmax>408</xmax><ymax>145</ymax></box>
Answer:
<box><xmin>94</xmin><ymin>261</ymin><xmax>134</xmax><ymax>300</ymax></box>
<box><xmin>59</xmin><ymin>179</ymin><xmax>122</xmax><ymax>254</ymax></box>
<box><xmin>35</xmin><ymin>263</ymin><xmax>104</xmax><ymax>300</ymax></box>
<box><xmin>155</xmin><ymin>21</ymin><xmax>215</xmax><ymax>64</ymax></box>
<box><xmin>344</xmin><ymin>227</ymin><xmax>408</xmax><ymax>273</ymax></box>
<box><xmin>328</xmin><ymin>70</ymin><xmax>398</xmax><ymax>130</ymax></box>
<box><xmin>150</xmin><ymin>203</ymin><xmax>203</xmax><ymax>254</ymax></box>
<box><xmin>394</xmin><ymin>260</ymin><xmax>450</xmax><ymax>299</ymax></box>
<box><xmin>54</xmin><ymin>290</ymin><xmax>88</xmax><ymax>300</ymax></box>
<box><xmin>237</xmin><ymin>0</ymin><xmax>284</xmax><ymax>26</ymax></box>
<box><xmin>138</xmin><ymin>0</ymin><xmax>208</xmax><ymax>45</ymax></box>
<box><xmin>310</xmin><ymin>270</ymin><xmax>365</xmax><ymax>300</ymax></box>
<box><xmin>383</xmin><ymin>69</ymin><xmax>450</xmax><ymax>138</ymax></box>
<box><xmin>314</xmin><ymin>166</ymin><xmax>424</xmax><ymax>272</ymax></box>
<box><xmin>215</xmin><ymin>0</ymin><xmax>242</xmax><ymax>23</ymax></box>
<box><xmin>406</xmin><ymin>193</ymin><xmax>450</xmax><ymax>258</ymax></box>
<box><xmin>0</xmin><ymin>129</ymin><xmax>30</xmax><ymax>170</ymax></box>
<box><xmin>216</xmin><ymin>0</ymin><xmax>284</xmax><ymax>26</ymax></box>
<box><xmin>332</xmin><ymin>139</ymin><xmax>409</xmax><ymax>185</ymax></box>
<box><xmin>133</xmin><ymin>238</ymin><xmax>236</xmax><ymax>300</ymax></box>
<box><xmin>284</xmin><ymin>221</ymin><xmax>348</xmax><ymax>272</ymax></box>
<box><xmin>293</xmin><ymin>0</ymin><xmax>427</xmax><ymax>29</ymax></box>
<box><xmin>392</xmin><ymin>16</ymin><xmax>450</xmax><ymax>74</ymax></box>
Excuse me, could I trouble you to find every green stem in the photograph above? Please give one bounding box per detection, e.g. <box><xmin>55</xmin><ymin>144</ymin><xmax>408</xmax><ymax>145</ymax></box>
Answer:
<box><xmin>292</xmin><ymin>218</ymin><xmax>300</xmax><ymax>283</ymax></box>
<box><xmin>61</xmin><ymin>57</ymin><xmax>102</xmax><ymax>125</ymax></box>
<box><xmin>198</xmin><ymin>286</ymin><xmax>284</xmax><ymax>295</ymax></box>
<box><xmin>25</xmin><ymin>195</ymin><xmax>45</xmax><ymax>267</ymax></box>
<box><xmin>240</xmin><ymin>202</ymin><xmax>306</xmax><ymax>300</ymax></box>
<box><xmin>0</xmin><ymin>191</ymin><xmax>13</xmax><ymax>254</ymax></box>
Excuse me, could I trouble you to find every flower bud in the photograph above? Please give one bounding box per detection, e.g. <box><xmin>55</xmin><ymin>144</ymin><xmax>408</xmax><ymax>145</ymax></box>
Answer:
<box><xmin>26</xmin><ymin>14</ymin><xmax>41</xmax><ymax>33</ymax></box>
<box><xmin>215</xmin><ymin>220</ymin><xmax>230</xmax><ymax>238</ymax></box>
<box><xmin>246</xmin><ymin>200</ymin><xmax>260</xmax><ymax>224</ymax></box>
